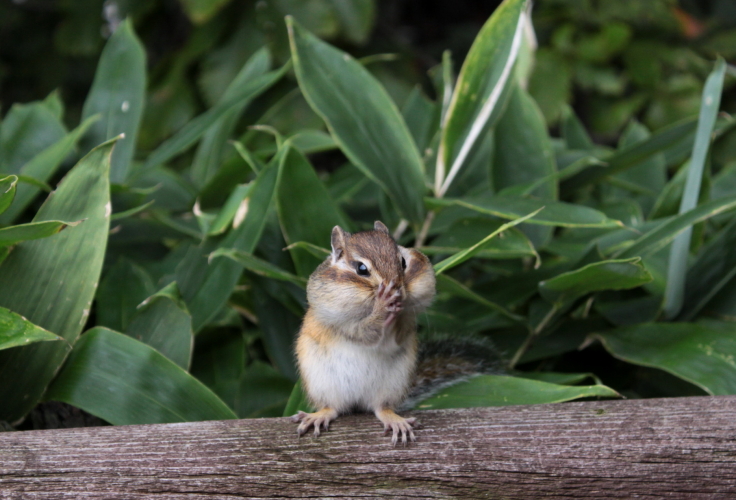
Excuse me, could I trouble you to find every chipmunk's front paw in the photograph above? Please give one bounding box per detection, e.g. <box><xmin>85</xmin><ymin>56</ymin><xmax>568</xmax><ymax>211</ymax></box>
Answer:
<box><xmin>375</xmin><ymin>408</ymin><xmax>417</xmax><ymax>446</ymax></box>
<box><xmin>376</xmin><ymin>280</ymin><xmax>403</xmax><ymax>327</ymax></box>
<box><xmin>291</xmin><ymin>407</ymin><xmax>338</xmax><ymax>438</ymax></box>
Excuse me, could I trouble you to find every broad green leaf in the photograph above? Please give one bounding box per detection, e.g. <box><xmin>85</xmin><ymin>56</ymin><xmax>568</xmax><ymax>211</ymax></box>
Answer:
<box><xmin>0</xmin><ymin>219</ymin><xmax>82</xmax><ymax>247</ymax></box>
<box><xmin>437</xmin><ymin>0</ymin><xmax>527</xmax><ymax>196</ymax></box>
<box><xmin>45</xmin><ymin>327</ymin><xmax>236</xmax><ymax>424</ymax></box>
<box><xmin>593</xmin><ymin>322</ymin><xmax>736</xmax><ymax>395</ymax></box>
<box><xmin>539</xmin><ymin>258</ymin><xmax>652</xmax><ymax>307</ymax></box>
<box><xmin>276</xmin><ymin>145</ymin><xmax>347</xmax><ymax>277</ymax></box>
<box><xmin>0</xmin><ymin>175</ymin><xmax>17</xmax><ymax>215</ymax></box>
<box><xmin>665</xmin><ymin>58</ymin><xmax>726</xmax><ymax>319</ymax></box>
<box><xmin>81</xmin><ymin>20</ymin><xmax>146</xmax><ymax>184</ymax></box>
<box><xmin>422</xmin><ymin>217</ymin><xmax>538</xmax><ymax>260</ymax></box>
<box><xmin>413</xmin><ymin>374</ymin><xmax>619</xmax><ymax>409</ymax></box>
<box><xmin>492</xmin><ymin>84</ymin><xmax>557</xmax><ymax>200</ymax></box>
<box><xmin>328</xmin><ymin>0</ymin><xmax>375</xmax><ymax>44</ymax></box>
<box><xmin>287</xmin><ymin>17</ymin><xmax>426</xmax><ymax>224</ymax></box>
<box><xmin>251</xmin><ymin>280</ymin><xmax>300</xmax><ymax>381</ymax></box>
<box><xmin>182</xmin><ymin>149</ymin><xmax>282</xmax><ymax>332</ymax></box>
<box><xmin>679</xmin><ymin>217</ymin><xmax>736</xmax><ymax>321</ymax></box>
<box><xmin>143</xmin><ymin>63</ymin><xmax>288</xmax><ymax>172</ymax></box>
<box><xmin>110</xmin><ymin>200</ymin><xmax>155</xmax><ymax>221</ymax></box>
<box><xmin>1</xmin><ymin>116</ymin><xmax>98</xmax><ymax>223</ymax></box>
<box><xmin>401</xmin><ymin>86</ymin><xmax>436</xmax><ymax>154</ymax></box>
<box><xmin>435</xmin><ymin>274</ymin><xmax>524</xmax><ymax>322</ymax></box>
<box><xmin>126</xmin><ymin>282</ymin><xmax>193</xmax><ymax>370</ymax></box>
<box><xmin>96</xmin><ymin>257</ymin><xmax>156</xmax><ymax>332</ymax></box>
<box><xmin>433</xmin><ymin>195</ymin><xmax>623</xmax><ymax>228</ymax></box>
<box><xmin>517</xmin><ymin>371</ymin><xmax>601</xmax><ymax>386</ymax></box>
<box><xmin>0</xmin><ymin>137</ymin><xmax>115</xmax><ymax>422</ymax></box>
<box><xmin>434</xmin><ymin>208</ymin><xmax>542</xmax><ymax>275</ymax></box>
<box><xmin>235</xmin><ymin>360</ymin><xmax>294</xmax><ymax>418</ymax></box>
<box><xmin>561</xmin><ymin>106</ymin><xmax>594</xmax><ymax>150</ymax></box>
<box><xmin>615</xmin><ymin>196</ymin><xmax>736</xmax><ymax>259</ymax></box>
<box><xmin>210</xmin><ymin>248</ymin><xmax>308</xmax><ymax>288</ymax></box>
<box><xmin>0</xmin><ymin>307</ymin><xmax>61</xmax><ymax>351</ymax></box>
<box><xmin>178</xmin><ymin>0</ymin><xmax>233</xmax><ymax>23</ymax></box>
<box><xmin>191</xmin><ymin>48</ymin><xmax>271</xmax><ymax>188</ymax></box>
<box><xmin>492</xmin><ymin>83</ymin><xmax>557</xmax><ymax>247</ymax></box>
<box><xmin>561</xmin><ymin>116</ymin><xmax>710</xmax><ymax>193</ymax></box>
<box><xmin>190</xmin><ymin>329</ymin><xmax>248</xmax><ymax>410</ymax></box>
<box><xmin>283</xmin><ymin>379</ymin><xmax>313</xmax><ymax>416</ymax></box>
<box><xmin>0</xmin><ymin>100</ymin><xmax>66</xmax><ymax>175</ymax></box>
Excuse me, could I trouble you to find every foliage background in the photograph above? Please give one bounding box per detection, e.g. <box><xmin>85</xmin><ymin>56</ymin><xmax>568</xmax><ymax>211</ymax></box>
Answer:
<box><xmin>1</xmin><ymin>0</ymin><xmax>736</xmax><ymax>429</ymax></box>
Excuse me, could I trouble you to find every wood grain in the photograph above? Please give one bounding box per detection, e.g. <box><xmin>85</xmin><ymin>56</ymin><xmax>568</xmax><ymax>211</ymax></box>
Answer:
<box><xmin>1</xmin><ymin>396</ymin><xmax>735</xmax><ymax>499</ymax></box>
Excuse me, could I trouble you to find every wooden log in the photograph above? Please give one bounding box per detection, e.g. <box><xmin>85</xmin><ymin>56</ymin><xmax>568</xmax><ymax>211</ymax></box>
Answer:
<box><xmin>1</xmin><ymin>395</ymin><xmax>735</xmax><ymax>499</ymax></box>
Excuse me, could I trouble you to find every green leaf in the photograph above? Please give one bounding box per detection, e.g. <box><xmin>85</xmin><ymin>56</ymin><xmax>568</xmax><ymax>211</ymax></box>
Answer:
<box><xmin>0</xmin><ymin>219</ymin><xmax>82</xmax><ymax>247</ymax></box>
<box><xmin>276</xmin><ymin>145</ymin><xmax>347</xmax><ymax>277</ymax></box>
<box><xmin>210</xmin><ymin>248</ymin><xmax>308</xmax><ymax>288</ymax></box>
<box><xmin>45</xmin><ymin>327</ymin><xmax>237</xmax><ymax>424</ymax></box>
<box><xmin>437</xmin><ymin>0</ymin><xmax>527</xmax><ymax>196</ymax></box>
<box><xmin>328</xmin><ymin>0</ymin><xmax>375</xmax><ymax>44</ymax></box>
<box><xmin>434</xmin><ymin>208</ymin><xmax>542</xmax><ymax>275</ymax></box>
<box><xmin>679</xmin><ymin>217</ymin><xmax>736</xmax><ymax>321</ymax></box>
<box><xmin>0</xmin><ymin>100</ymin><xmax>66</xmax><ymax>175</ymax></box>
<box><xmin>401</xmin><ymin>86</ymin><xmax>437</xmax><ymax>154</ymax></box>
<box><xmin>282</xmin><ymin>241</ymin><xmax>331</xmax><ymax>259</ymax></box>
<box><xmin>492</xmin><ymin>83</ymin><xmax>557</xmax><ymax>247</ymax></box>
<box><xmin>413</xmin><ymin>374</ymin><xmax>619</xmax><ymax>409</ymax></box>
<box><xmin>143</xmin><ymin>63</ymin><xmax>289</xmax><ymax>172</ymax></box>
<box><xmin>126</xmin><ymin>282</ymin><xmax>193</xmax><ymax>370</ymax></box>
<box><xmin>178</xmin><ymin>0</ymin><xmax>233</xmax><ymax>23</ymax></box>
<box><xmin>287</xmin><ymin>17</ymin><xmax>426</xmax><ymax>224</ymax></box>
<box><xmin>517</xmin><ymin>371</ymin><xmax>601</xmax><ymax>386</ymax></box>
<box><xmin>283</xmin><ymin>379</ymin><xmax>313</xmax><ymax>416</ymax></box>
<box><xmin>592</xmin><ymin>322</ymin><xmax>736</xmax><ymax>395</ymax></box>
<box><xmin>561</xmin><ymin>106</ymin><xmax>594</xmax><ymax>150</ymax></box>
<box><xmin>207</xmin><ymin>183</ymin><xmax>251</xmax><ymax>236</ymax></box>
<box><xmin>539</xmin><ymin>258</ymin><xmax>652</xmax><ymax>307</ymax></box>
<box><xmin>81</xmin><ymin>20</ymin><xmax>146</xmax><ymax>184</ymax></box>
<box><xmin>492</xmin><ymin>84</ymin><xmax>557</xmax><ymax>200</ymax></box>
<box><xmin>0</xmin><ymin>175</ymin><xmax>18</xmax><ymax>216</ymax></box>
<box><xmin>435</xmin><ymin>274</ymin><xmax>524</xmax><ymax>322</ymax></box>
<box><xmin>0</xmin><ymin>137</ymin><xmax>116</xmax><ymax>422</ymax></box>
<box><xmin>235</xmin><ymin>360</ymin><xmax>294</xmax><ymax>418</ymax></box>
<box><xmin>615</xmin><ymin>196</ymin><xmax>736</xmax><ymax>259</ymax></box>
<box><xmin>434</xmin><ymin>195</ymin><xmax>623</xmax><ymax>228</ymax></box>
<box><xmin>191</xmin><ymin>48</ymin><xmax>271</xmax><ymax>188</ymax></box>
<box><xmin>0</xmin><ymin>116</ymin><xmax>97</xmax><ymax>224</ymax></box>
<box><xmin>96</xmin><ymin>257</ymin><xmax>156</xmax><ymax>332</ymax></box>
<box><xmin>190</xmin><ymin>329</ymin><xmax>248</xmax><ymax>410</ymax></box>
<box><xmin>182</xmin><ymin>149</ymin><xmax>282</xmax><ymax>332</ymax></box>
<box><xmin>665</xmin><ymin>58</ymin><xmax>727</xmax><ymax>319</ymax></box>
<box><xmin>0</xmin><ymin>307</ymin><xmax>62</xmax><ymax>351</ymax></box>
<box><xmin>422</xmin><ymin>217</ymin><xmax>538</xmax><ymax>261</ymax></box>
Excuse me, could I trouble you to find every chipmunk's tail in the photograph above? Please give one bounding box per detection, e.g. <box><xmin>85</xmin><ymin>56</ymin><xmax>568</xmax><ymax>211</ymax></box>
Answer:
<box><xmin>400</xmin><ymin>333</ymin><xmax>506</xmax><ymax>411</ymax></box>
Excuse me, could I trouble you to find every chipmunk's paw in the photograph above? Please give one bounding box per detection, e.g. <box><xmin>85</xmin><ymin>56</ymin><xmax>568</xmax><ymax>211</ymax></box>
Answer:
<box><xmin>291</xmin><ymin>408</ymin><xmax>338</xmax><ymax>438</ymax></box>
<box><xmin>376</xmin><ymin>280</ymin><xmax>403</xmax><ymax>327</ymax></box>
<box><xmin>375</xmin><ymin>408</ymin><xmax>417</xmax><ymax>446</ymax></box>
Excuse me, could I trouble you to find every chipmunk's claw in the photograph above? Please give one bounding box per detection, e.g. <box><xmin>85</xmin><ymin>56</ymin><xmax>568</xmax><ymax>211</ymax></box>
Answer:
<box><xmin>291</xmin><ymin>408</ymin><xmax>338</xmax><ymax>438</ymax></box>
<box><xmin>376</xmin><ymin>408</ymin><xmax>417</xmax><ymax>447</ymax></box>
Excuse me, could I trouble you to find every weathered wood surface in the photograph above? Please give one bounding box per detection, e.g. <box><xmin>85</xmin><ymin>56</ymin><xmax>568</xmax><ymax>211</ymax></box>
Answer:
<box><xmin>1</xmin><ymin>396</ymin><xmax>735</xmax><ymax>499</ymax></box>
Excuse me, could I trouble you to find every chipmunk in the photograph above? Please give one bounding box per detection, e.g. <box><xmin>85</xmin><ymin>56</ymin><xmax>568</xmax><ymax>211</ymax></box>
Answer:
<box><xmin>291</xmin><ymin>221</ymin><xmax>436</xmax><ymax>445</ymax></box>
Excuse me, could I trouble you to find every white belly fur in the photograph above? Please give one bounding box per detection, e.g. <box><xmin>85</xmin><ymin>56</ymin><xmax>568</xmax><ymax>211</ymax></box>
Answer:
<box><xmin>300</xmin><ymin>334</ymin><xmax>415</xmax><ymax>413</ymax></box>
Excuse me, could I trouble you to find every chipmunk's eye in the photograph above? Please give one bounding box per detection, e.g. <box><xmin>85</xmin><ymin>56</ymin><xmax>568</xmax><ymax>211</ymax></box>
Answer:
<box><xmin>354</xmin><ymin>261</ymin><xmax>370</xmax><ymax>276</ymax></box>
<box><xmin>401</xmin><ymin>257</ymin><xmax>407</xmax><ymax>270</ymax></box>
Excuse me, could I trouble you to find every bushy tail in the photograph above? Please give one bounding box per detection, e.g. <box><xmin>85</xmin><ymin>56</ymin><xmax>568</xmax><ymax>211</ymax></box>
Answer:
<box><xmin>401</xmin><ymin>333</ymin><xmax>506</xmax><ymax>410</ymax></box>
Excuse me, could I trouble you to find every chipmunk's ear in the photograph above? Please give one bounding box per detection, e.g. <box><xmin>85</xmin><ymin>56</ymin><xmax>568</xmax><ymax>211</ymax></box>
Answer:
<box><xmin>374</xmin><ymin>221</ymin><xmax>389</xmax><ymax>234</ymax></box>
<box><xmin>331</xmin><ymin>225</ymin><xmax>348</xmax><ymax>262</ymax></box>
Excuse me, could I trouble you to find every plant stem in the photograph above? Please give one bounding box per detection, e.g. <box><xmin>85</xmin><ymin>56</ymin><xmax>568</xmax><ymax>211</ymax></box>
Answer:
<box><xmin>414</xmin><ymin>210</ymin><xmax>436</xmax><ymax>248</ymax></box>
<box><xmin>508</xmin><ymin>304</ymin><xmax>557</xmax><ymax>369</ymax></box>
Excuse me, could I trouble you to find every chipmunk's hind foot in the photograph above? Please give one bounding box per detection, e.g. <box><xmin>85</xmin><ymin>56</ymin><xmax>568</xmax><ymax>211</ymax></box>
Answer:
<box><xmin>375</xmin><ymin>408</ymin><xmax>417</xmax><ymax>446</ymax></box>
<box><xmin>291</xmin><ymin>407</ymin><xmax>338</xmax><ymax>437</ymax></box>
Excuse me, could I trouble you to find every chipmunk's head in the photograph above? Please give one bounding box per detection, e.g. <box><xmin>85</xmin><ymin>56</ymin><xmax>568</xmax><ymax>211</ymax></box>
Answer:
<box><xmin>307</xmin><ymin>221</ymin><xmax>435</xmax><ymax>329</ymax></box>
<box><xmin>329</xmin><ymin>221</ymin><xmax>407</xmax><ymax>295</ymax></box>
